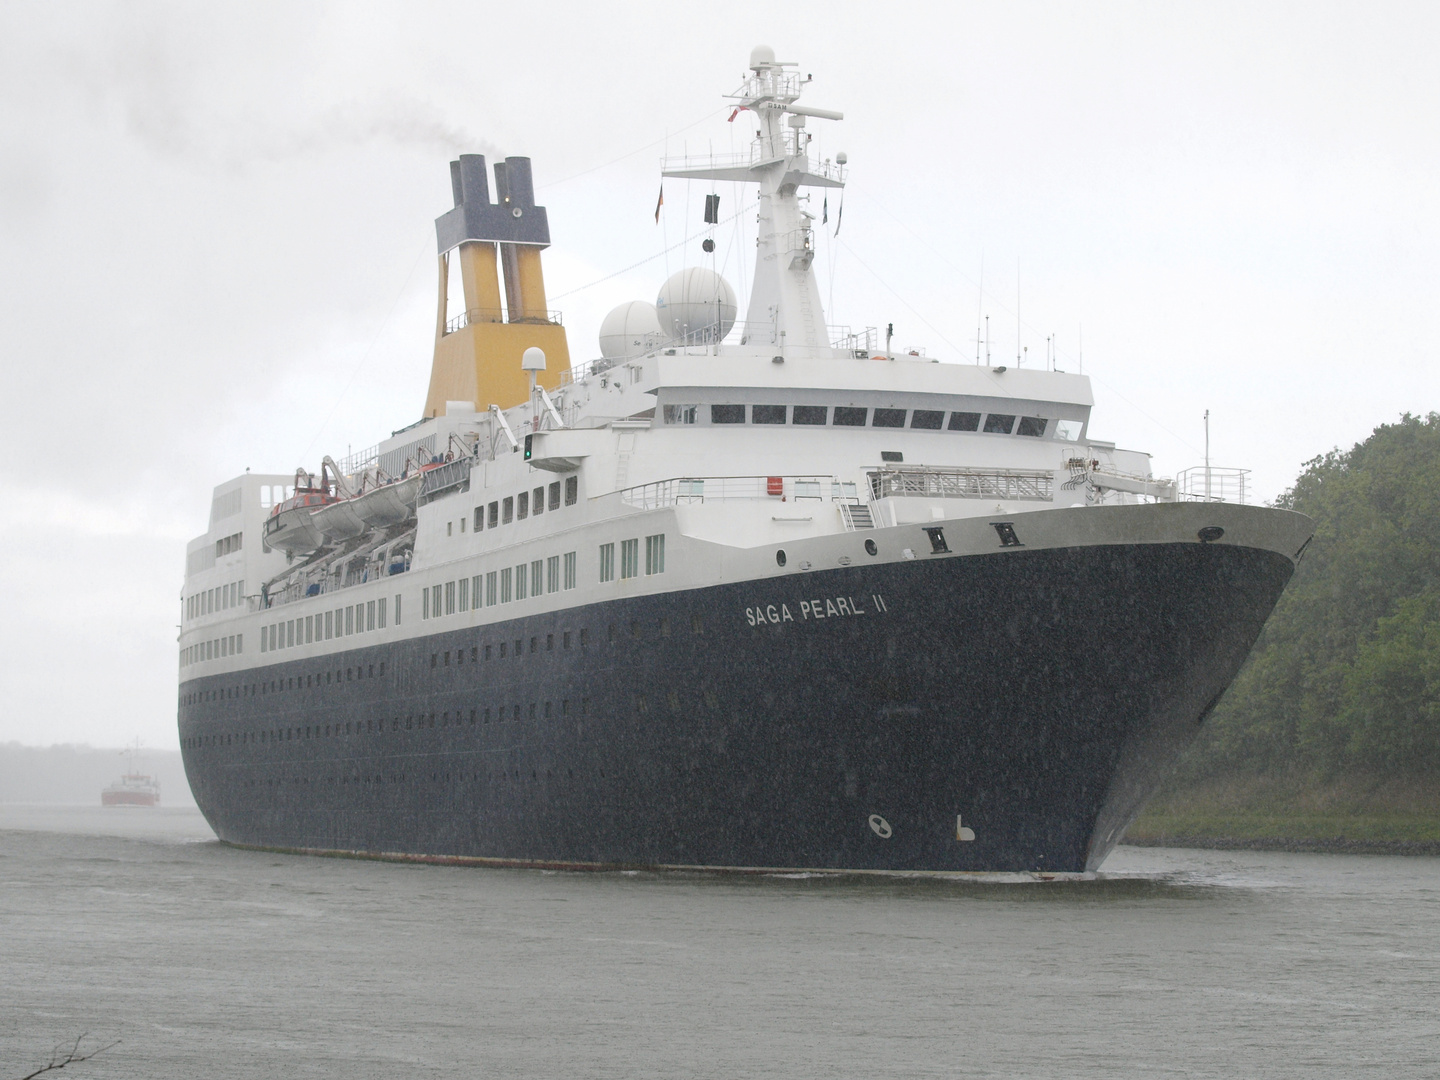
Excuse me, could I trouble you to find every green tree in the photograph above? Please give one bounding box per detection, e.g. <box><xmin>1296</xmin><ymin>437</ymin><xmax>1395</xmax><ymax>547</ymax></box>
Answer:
<box><xmin>1182</xmin><ymin>412</ymin><xmax>1440</xmax><ymax>779</ymax></box>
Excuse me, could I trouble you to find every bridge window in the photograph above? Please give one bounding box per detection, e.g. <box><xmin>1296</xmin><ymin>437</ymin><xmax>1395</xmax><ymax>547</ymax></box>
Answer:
<box><xmin>793</xmin><ymin>405</ymin><xmax>827</xmax><ymax>425</ymax></box>
<box><xmin>948</xmin><ymin>411</ymin><xmax>980</xmax><ymax>431</ymax></box>
<box><xmin>834</xmin><ymin>406</ymin><xmax>868</xmax><ymax>426</ymax></box>
<box><xmin>711</xmin><ymin>404</ymin><xmax>745</xmax><ymax>424</ymax></box>
<box><xmin>753</xmin><ymin>405</ymin><xmax>787</xmax><ymax>424</ymax></box>
<box><xmin>1017</xmin><ymin>416</ymin><xmax>1048</xmax><ymax>437</ymax></box>
<box><xmin>873</xmin><ymin>408</ymin><xmax>907</xmax><ymax>428</ymax></box>
<box><xmin>983</xmin><ymin>413</ymin><xmax>1016</xmax><ymax>434</ymax></box>
<box><xmin>911</xmin><ymin>410</ymin><xmax>944</xmax><ymax>430</ymax></box>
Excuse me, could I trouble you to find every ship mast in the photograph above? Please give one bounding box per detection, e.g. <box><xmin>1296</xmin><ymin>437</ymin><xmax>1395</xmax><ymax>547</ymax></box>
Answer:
<box><xmin>662</xmin><ymin>46</ymin><xmax>846</xmax><ymax>356</ymax></box>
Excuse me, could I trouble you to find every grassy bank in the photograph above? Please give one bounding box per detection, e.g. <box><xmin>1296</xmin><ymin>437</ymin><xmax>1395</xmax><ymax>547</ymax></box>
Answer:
<box><xmin>1124</xmin><ymin>774</ymin><xmax>1440</xmax><ymax>854</ymax></box>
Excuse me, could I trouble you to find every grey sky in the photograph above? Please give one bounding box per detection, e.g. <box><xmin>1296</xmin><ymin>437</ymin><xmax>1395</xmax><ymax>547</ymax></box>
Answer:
<box><xmin>2</xmin><ymin>1</ymin><xmax>1438</xmax><ymax>749</ymax></box>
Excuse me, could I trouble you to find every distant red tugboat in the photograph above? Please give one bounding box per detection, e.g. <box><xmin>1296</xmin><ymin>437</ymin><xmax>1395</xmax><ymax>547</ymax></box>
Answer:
<box><xmin>101</xmin><ymin>773</ymin><xmax>161</xmax><ymax>807</ymax></box>
<box><xmin>102</xmin><ymin>743</ymin><xmax>161</xmax><ymax>806</ymax></box>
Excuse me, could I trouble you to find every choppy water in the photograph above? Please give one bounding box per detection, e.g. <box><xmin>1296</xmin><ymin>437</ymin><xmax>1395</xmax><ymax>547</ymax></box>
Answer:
<box><xmin>2</xmin><ymin>805</ymin><xmax>1438</xmax><ymax>1078</ymax></box>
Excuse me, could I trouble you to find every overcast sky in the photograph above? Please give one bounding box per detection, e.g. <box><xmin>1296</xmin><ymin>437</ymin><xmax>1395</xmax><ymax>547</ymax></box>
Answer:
<box><xmin>3</xmin><ymin>1</ymin><xmax>1438</xmax><ymax>751</ymax></box>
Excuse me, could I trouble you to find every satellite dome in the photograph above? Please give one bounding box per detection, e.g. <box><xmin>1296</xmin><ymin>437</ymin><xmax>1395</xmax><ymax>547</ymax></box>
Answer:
<box><xmin>750</xmin><ymin>44</ymin><xmax>776</xmax><ymax>71</ymax></box>
<box><xmin>656</xmin><ymin>267</ymin><xmax>737</xmax><ymax>345</ymax></box>
<box><xmin>598</xmin><ymin>301</ymin><xmax>665</xmax><ymax>360</ymax></box>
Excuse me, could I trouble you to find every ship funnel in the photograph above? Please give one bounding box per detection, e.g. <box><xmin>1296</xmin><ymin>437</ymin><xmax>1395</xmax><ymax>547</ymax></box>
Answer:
<box><xmin>424</xmin><ymin>155</ymin><xmax>571</xmax><ymax>419</ymax></box>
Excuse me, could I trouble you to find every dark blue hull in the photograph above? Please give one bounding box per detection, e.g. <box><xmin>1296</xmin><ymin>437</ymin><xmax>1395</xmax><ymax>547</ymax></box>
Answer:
<box><xmin>179</xmin><ymin>542</ymin><xmax>1293</xmax><ymax>872</ymax></box>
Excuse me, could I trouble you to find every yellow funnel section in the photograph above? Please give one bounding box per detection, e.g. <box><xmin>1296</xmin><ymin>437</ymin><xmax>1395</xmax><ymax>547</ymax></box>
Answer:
<box><xmin>424</xmin><ymin>240</ymin><xmax>570</xmax><ymax>417</ymax></box>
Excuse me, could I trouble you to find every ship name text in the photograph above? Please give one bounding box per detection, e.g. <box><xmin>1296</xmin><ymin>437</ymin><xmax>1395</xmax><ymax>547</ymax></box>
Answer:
<box><xmin>746</xmin><ymin>595</ymin><xmax>887</xmax><ymax>626</ymax></box>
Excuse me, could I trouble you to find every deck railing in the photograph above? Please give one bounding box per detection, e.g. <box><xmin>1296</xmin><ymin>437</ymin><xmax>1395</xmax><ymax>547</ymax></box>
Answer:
<box><xmin>1176</xmin><ymin>467</ymin><xmax>1250</xmax><ymax>505</ymax></box>
<box><xmin>868</xmin><ymin>466</ymin><xmax>1054</xmax><ymax>502</ymax></box>
<box><xmin>619</xmin><ymin>475</ymin><xmax>861</xmax><ymax>510</ymax></box>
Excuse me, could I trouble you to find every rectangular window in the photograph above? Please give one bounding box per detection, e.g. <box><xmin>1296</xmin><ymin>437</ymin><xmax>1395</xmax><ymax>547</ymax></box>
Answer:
<box><xmin>260</xmin><ymin>631</ymin><xmax>267</xmax><ymax>654</ymax></box>
<box><xmin>547</xmin><ymin>555</ymin><xmax>560</xmax><ymax>593</ymax></box>
<box><xmin>395</xmin><ymin>594</ymin><xmax>402</xmax><ymax>625</ymax></box>
<box><xmin>431</xmin><ymin>585</ymin><xmax>442</xmax><ymax>618</ymax></box>
<box><xmin>599</xmin><ymin>543</ymin><xmax>615</xmax><ymax>583</ymax></box>
<box><xmin>471</xmin><ymin>575</ymin><xmax>481</xmax><ymax>607</ymax></box>
<box><xmin>532</xmin><ymin>486</ymin><xmax>544</xmax><ymax>517</ymax></box>
<box><xmin>500</xmin><ymin>567</ymin><xmax>512</xmax><ymax>603</ymax></box>
<box><xmin>474</xmin><ymin>506</ymin><xmax>484</xmax><ymax>531</ymax></box>
<box><xmin>792</xmin><ymin>405</ymin><xmax>827</xmax><ymax>425</ymax></box>
<box><xmin>983</xmin><ymin>413</ymin><xmax>1017</xmax><ymax>434</ymax></box>
<box><xmin>423</xmin><ymin>587</ymin><xmax>430</xmax><ymax>619</ymax></box>
<box><xmin>445</xmin><ymin>580</ymin><xmax>456</xmax><ymax>615</ymax></box>
<box><xmin>620</xmin><ymin>538</ymin><xmax>639</xmax><ymax>579</ymax></box>
<box><xmin>486</xmin><ymin>571</ymin><xmax>497</xmax><ymax>606</ymax></box>
<box><xmin>515</xmin><ymin>564</ymin><xmax>528</xmax><ymax>600</ymax></box>
<box><xmin>948</xmin><ymin>411</ymin><xmax>981</xmax><ymax>431</ymax></box>
<box><xmin>305</xmin><ymin>615</ymin><xmax>314</xmax><ymax>643</ymax></box>
<box><xmin>873</xmin><ymin>407</ymin><xmax>907</xmax><ymax>428</ymax></box>
<box><xmin>346</xmin><ymin>606</ymin><xmax>355</xmax><ymax>635</ymax></box>
<box><xmin>517</xmin><ymin>491</ymin><xmax>528</xmax><ymax>520</ymax></box>
<box><xmin>752</xmin><ymin>404</ymin><xmax>787</xmax><ymax>424</ymax></box>
<box><xmin>367</xmin><ymin>600</ymin><xmax>376</xmax><ymax>631</ymax></box>
<box><xmin>287</xmin><ymin>620</ymin><xmax>295</xmax><ymax>648</ymax></box>
<box><xmin>378</xmin><ymin>597</ymin><xmax>387</xmax><ymax>628</ymax></box>
<box><xmin>488</xmin><ymin>501</ymin><xmax>499</xmax><ymax>528</ymax></box>
<box><xmin>834</xmin><ymin>406</ymin><xmax>868</xmax><ymax>426</ymax></box>
<box><xmin>458</xmin><ymin>577</ymin><xmax>469</xmax><ymax>611</ymax></box>
<box><xmin>645</xmin><ymin>534</ymin><xmax>665</xmax><ymax>575</ymax></box>
<box><xmin>564</xmin><ymin>477</ymin><xmax>578</xmax><ymax>505</ymax></box>
<box><xmin>911</xmin><ymin>409</ymin><xmax>944</xmax><ymax>430</ymax></box>
<box><xmin>236</xmin><ymin>633</ymin><xmax>243</xmax><ymax>654</ymax></box>
<box><xmin>459</xmin><ymin>516</ymin><xmax>466</xmax><ymax>533</ymax></box>
<box><xmin>503</xmin><ymin>497</ymin><xmax>514</xmax><ymax>524</ymax></box>
<box><xmin>1054</xmin><ymin>419</ymin><xmax>1083</xmax><ymax>441</ymax></box>
<box><xmin>531</xmin><ymin>560</ymin><xmax>543</xmax><ymax>596</ymax></box>
<box><xmin>710</xmin><ymin>404</ymin><xmax>746</xmax><ymax>424</ymax></box>
<box><xmin>548</xmin><ymin>481</ymin><xmax>560</xmax><ymax>511</ymax></box>
<box><xmin>563</xmin><ymin>551</ymin><xmax>576</xmax><ymax>590</ymax></box>
<box><xmin>663</xmin><ymin>403</ymin><xmax>699</xmax><ymax>424</ymax></box>
<box><xmin>1016</xmin><ymin>416</ymin><xmax>1048</xmax><ymax>437</ymax></box>
<box><xmin>268</xmin><ymin>624</ymin><xmax>276</xmax><ymax>651</ymax></box>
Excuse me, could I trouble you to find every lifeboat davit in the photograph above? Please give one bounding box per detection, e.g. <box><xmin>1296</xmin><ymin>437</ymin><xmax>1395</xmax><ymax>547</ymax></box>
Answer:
<box><xmin>352</xmin><ymin>473</ymin><xmax>422</xmax><ymax>528</ymax></box>
<box><xmin>262</xmin><ymin>469</ymin><xmax>337</xmax><ymax>555</ymax></box>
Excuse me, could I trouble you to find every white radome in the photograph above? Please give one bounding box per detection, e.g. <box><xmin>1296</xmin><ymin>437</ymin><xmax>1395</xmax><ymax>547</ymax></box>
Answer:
<box><xmin>598</xmin><ymin>301</ymin><xmax>665</xmax><ymax>359</ymax></box>
<box><xmin>655</xmin><ymin>267</ymin><xmax>737</xmax><ymax>345</ymax></box>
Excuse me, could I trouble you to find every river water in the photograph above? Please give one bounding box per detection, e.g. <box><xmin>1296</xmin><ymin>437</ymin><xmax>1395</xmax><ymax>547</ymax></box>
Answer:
<box><xmin>2</xmin><ymin>805</ymin><xmax>1437</xmax><ymax>1078</ymax></box>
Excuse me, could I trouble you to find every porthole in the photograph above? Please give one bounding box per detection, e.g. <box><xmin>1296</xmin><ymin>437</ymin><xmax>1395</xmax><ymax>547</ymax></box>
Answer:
<box><xmin>865</xmin><ymin>539</ymin><xmax>878</xmax><ymax>556</ymax></box>
<box><xmin>776</xmin><ymin>549</ymin><xmax>787</xmax><ymax>567</ymax></box>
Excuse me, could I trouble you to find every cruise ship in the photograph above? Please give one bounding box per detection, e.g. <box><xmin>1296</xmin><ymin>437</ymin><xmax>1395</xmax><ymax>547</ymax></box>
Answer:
<box><xmin>177</xmin><ymin>48</ymin><xmax>1311</xmax><ymax>873</ymax></box>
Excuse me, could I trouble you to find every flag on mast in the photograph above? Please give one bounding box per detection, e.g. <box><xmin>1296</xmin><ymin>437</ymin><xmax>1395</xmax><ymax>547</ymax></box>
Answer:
<box><xmin>654</xmin><ymin>182</ymin><xmax>664</xmax><ymax>224</ymax></box>
<box><xmin>822</xmin><ymin>194</ymin><xmax>828</xmax><ymax>225</ymax></box>
<box><xmin>834</xmin><ymin>192</ymin><xmax>843</xmax><ymax>236</ymax></box>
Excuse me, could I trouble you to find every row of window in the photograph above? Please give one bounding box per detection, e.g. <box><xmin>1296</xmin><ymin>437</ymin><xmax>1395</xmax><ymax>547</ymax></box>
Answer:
<box><xmin>182</xmin><ymin>662</ymin><xmax>386</xmax><ymax>705</ymax></box>
<box><xmin>664</xmin><ymin>403</ymin><xmax>1071</xmax><ymax>438</ymax></box>
<box><xmin>183</xmin><ymin>613</ymin><xmax>700</xmax><ymax>704</ymax></box>
<box><xmin>260</xmin><ymin>595</ymin><xmax>401</xmax><ymax>653</ymax></box>
<box><xmin>215</xmin><ymin>531</ymin><xmax>243</xmax><ymax>558</ymax></box>
<box><xmin>598</xmin><ymin>535</ymin><xmax>665</xmax><ymax>581</ymax></box>
<box><xmin>182</xmin><ymin>695</ymin><xmax>595</xmax><ymax>751</ymax></box>
<box><xmin>184</xmin><ymin>534</ymin><xmax>665</xmax><ymax>666</ymax></box>
<box><xmin>422</xmin><ymin>551</ymin><xmax>578</xmax><ymax>620</ymax></box>
<box><xmin>187</xmin><ymin>579</ymin><xmax>244</xmax><ymax>622</ymax></box>
<box><xmin>183</xmin><ymin>634</ymin><xmax>243</xmax><ymax>667</ymax></box>
<box><xmin>453</xmin><ymin>476</ymin><xmax>580</xmax><ymax>537</ymax></box>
